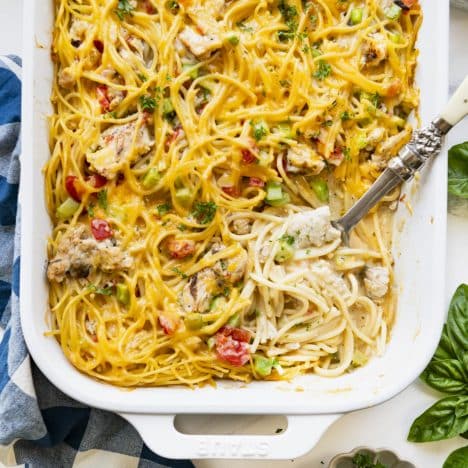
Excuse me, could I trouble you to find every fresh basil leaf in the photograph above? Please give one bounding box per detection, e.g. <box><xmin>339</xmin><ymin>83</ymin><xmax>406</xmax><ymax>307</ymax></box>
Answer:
<box><xmin>421</xmin><ymin>359</ymin><xmax>468</xmax><ymax>394</ymax></box>
<box><xmin>433</xmin><ymin>325</ymin><xmax>458</xmax><ymax>361</ymax></box>
<box><xmin>442</xmin><ymin>446</ymin><xmax>468</xmax><ymax>468</ymax></box>
<box><xmin>448</xmin><ymin>142</ymin><xmax>468</xmax><ymax>199</ymax></box>
<box><xmin>408</xmin><ymin>395</ymin><xmax>468</xmax><ymax>442</ymax></box>
<box><xmin>447</xmin><ymin>284</ymin><xmax>468</xmax><ymax>364</ymax></box>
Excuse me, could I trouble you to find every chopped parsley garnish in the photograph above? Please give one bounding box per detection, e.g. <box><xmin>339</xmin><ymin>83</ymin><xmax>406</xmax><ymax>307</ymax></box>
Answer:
<box><xmin>157</xmin><ymin>203</ymin><xmax>171</xmax><ymax>215</ymax></box>
<box><xmin>343</xmin><ymin>147</ymin><xmax>351</xmax><ymax>161</ymax></box>
<box><xmin>313</xmin><ymin>60</ymin><xmax>332</xmax><ymax>80</ymax></box>
<box><xmin>278</xmin><ymin>0</ymin><xmax>298</xmax><ymax>38</ymax></box>
<box><xmin>250</xmin><ymin>120</ymin><xmax>269</xmax><ymax>141</ymax></box>
<box><xmin>88</xmin><ymin>284</ymin><xmax>114</xmax><ymax>296</ymax></box>
<box><xmin>340</xmin><ymin>111</ymin><xmax>351</xmax><ymax>121</ymax></box>
<box><xmin>351</xmin><ymin>452</ymin><xmax>387</xmax><ymax>468</ymax></box>
<box><xmin>115</xmin><ymin>0</ymin><xmax>135</xmax><ymax>20</ymax></box>
<box><xmin>97</xmin><ymin>189</ymin><xmax>108</xmax><ymax>210</ymax></box>
<box><xmin>104</xmin><ymin>111</ymin><xmax>118</xmax><ymax>119</ymax></box>
<box><xmin>280</xmin><ymin>234</ymin><xmax>295</xmax><ymax>245</ymax></box>
<box><xmin>279</xmin><ymin>79</ymin><xmax>291</xmax><ymax>88</ymax></box>
<box><xmin>87</xmin><ymin>203</ymin><xmax>95</xmax><ymax>217</ymax></box>
<box><xmin>192</xmin><ymin>201</ymin><xmax>217</xmax><ymax>224</ymax></box>
<box><xmin>172</xmin><ymin>267</ymin><xmax>187</xmax><ymax>279</ymax></box>
<box><xmin>177</xmin><ymin>224</ymin><xmax>187</xmax><ymax>231</ymax></box>
<box><xmin>321</xmin><ymin>120</ymin><xmax>333</xmax><ymax>127</ymax></box>
<box><xmin>139</xmin><ymin>95</ymin><xmax>158</xmax><ymax>112</ymax></box>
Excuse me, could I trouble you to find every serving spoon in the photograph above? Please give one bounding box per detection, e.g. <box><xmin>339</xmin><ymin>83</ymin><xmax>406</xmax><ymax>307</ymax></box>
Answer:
<box><xmin>332</xmin><ymin>75</ymin><xmax>468</xmax><ymax>244</ymax></box>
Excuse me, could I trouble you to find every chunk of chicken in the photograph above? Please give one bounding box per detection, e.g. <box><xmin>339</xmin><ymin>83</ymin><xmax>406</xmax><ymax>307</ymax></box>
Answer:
<box><xmin>178</xmin><ymin>26</ymin><xmax>222</xmax><ymax>57</ymax></box>
<box><xmin>119</xmin><ymin>32</ymin><xmax>153</xmax><ymax>67</ymax></box>
<box><xmin>286</xmin><ymin>206</ymin><xmax>341</xmax><ymax>249</ymax></box>
<box><xmin>361</xmin><ymin>33</ymin><xmax>387</xmax><ymax>67</ymax></box>
<box><xmin>311</xmin><ymin>260</ymin><xmax>351</xmax><ymax>301</ymax></box>
<box><xmin>364</xmin><ymin>266</ymin><xmax>389</xmax><ymax>299</ymax></box>
<box><xmin>181</xmin><ymin>268</ymin><xmax>221</xmax><ymax>313</ymax></box>
<box><xmin>212</xmin><ymin>248</ymin><xmax>248</xmax><ymax>283</ymax></box>
<box><xmin>286</xmin><ymin>145</ymin><xmax>325</xmax><ymax>174</ymax></box>
<box><xmin>232</xmin><ymin>218</ymin><xmax>252</xmax><ymax>235</ymax></box>
<box><xmin>58</xmin><ymin>66</ymin><xmax>77</xmax><ymax>89</ymax></box>
<box><xmin>47</xmin><ymin>224</ymin><xmax>132</xmax><ymax>283</ymax></box>
<box><xmin>86</xmin><ymin>119</ymin><xmax>154</xmax><ymax>179</ymax></box>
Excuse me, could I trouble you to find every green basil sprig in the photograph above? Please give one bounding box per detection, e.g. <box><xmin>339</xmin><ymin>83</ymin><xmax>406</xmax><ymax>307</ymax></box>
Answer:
<box><xmin>408</xmin><ymin>285</ymin><xmax>468</xmax><ymax>464</ymax></box>
<box><xmin>443</xmin><ymin>446</ymin><xmax>468</xmax><ymax>468</ymax></box>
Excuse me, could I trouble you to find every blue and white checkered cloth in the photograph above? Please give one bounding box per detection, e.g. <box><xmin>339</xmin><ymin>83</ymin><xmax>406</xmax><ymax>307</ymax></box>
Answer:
<box><xmin>0</xmin><ymin>56</ymin><xmax>193</xmax><ymax>468</ymax></box>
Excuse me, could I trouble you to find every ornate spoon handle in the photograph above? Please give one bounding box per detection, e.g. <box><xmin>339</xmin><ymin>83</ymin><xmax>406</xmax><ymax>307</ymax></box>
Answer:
<box><xmin>333</xmin><ymin>75</ymin><xmax>468</xmax><ymax>241</ymax></box>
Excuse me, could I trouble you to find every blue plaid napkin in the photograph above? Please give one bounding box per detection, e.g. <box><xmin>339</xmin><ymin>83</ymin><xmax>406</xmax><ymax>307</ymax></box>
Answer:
<box><xmin>0</xmin><ymin>56</ymin><xmax>193</xmax><ymax>468</ymax></box>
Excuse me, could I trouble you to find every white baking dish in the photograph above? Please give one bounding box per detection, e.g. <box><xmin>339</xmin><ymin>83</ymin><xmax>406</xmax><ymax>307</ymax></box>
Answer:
<box><xmin>20</xmin><ymin>0</ymin><xmax>449</xmax><ymax>460</ymax></box>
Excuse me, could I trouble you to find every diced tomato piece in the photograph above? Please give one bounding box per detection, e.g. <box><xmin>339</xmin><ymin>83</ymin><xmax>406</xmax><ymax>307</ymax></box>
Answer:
<box><xmin>215</xmin><ymin>326</ymin><xmax>251</xmax><ymax>366</ymax></box>
<box><xmin>165</xmin><ymin>127</ymin><xmax>182</xmax><ymax>151</ymax></box>
<box><xmin>93</xmin><ymin>39</ymin><xmax>104</xmax><ymax>53</ymax></box>
<box><xmin>397</xmin><ymin>0</ymin><xmax>416</xmax><ymax>9</ymax></box>
<box><xmin>387</xmin><ymin>79</ymin><xmax>402</xmax><ymax>97</ymax></box>
<box><xmin>248</xmin><ymin>177</ymin><xmax>265</xmax><ymax>188</ymax></box>
<box><xmin>143</xmin><ymin>0</ymin><xmax>156</xmax><ymax>13</ymax></box>
<box><xmin>87</xmin><ymin>173</ymin><xmax>107</xmax><ymax>188</ymax></box>
<box><xmin>167</xmin><ymin>238</ymin><xmax>196</xmax><ymax>259</ymax></box>
<box><xmin>96</xmin><ymin>85</ymin><xmax>111</xmax><ymax>112</ymax></box>
<box><xmin>90</xmin><ymin>218</ymin><xmax>113</xmax><ymax>240</ymax></box>
<box><xmin>65</xmin><ymin>175</ymin><xmax>84</xmax><ymax>202</ymax></box>
<box><xmin>159</xmin><ymin>315</ymin><xmax>176</xmax><ymax>335</ymax></box>
<box><xmin>222</xmin><ymin>186</ymin><xmax>240</xmax><ymax>197</ymax></box>
<box><xmin>218</xmin><ymin>325</ymin><xmax>251</xmax><ymax>343</ymax></box>
<box><xmin>241</xmin><ymin>148</ymin><xmax>256</xmax><ymax>164</ymax></box>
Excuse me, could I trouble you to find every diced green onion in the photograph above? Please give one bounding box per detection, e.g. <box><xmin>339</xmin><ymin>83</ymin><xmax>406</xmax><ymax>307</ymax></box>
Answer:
<box><xmin>56</xmin><ymin>197</ymin><xmax>80</xmax><ymax>219</ymax></box>
<box><xmin>389</xmin><ymin>32</ymin><xmax>403</xmax><ymax>44</ymax></box>
<box><xmin>182</xmin><ymin>63</ymin><xmax>199</xmax><ymax>80</ymax></box>
<box><xmin>275</xmin><ymin>239</ymin><xmax>295</xmax><ymax>263</ymax></box>
<box><xmin>265</xmin><ymin>181</ymin><xmax>290</xmax><ymax>206</ymax></box>
<box><xmin>227</xmin><ymin>35</ymin><xmax>239</xmax><ymax>45</ymax></box>
<box><xmin>278</xmin><ymin>123</ymin><xmax>295</xmax><ymax>139</ymax></box>
<box><xmin>162</xmin><ymin>98</ymin><xmax>175</xmax><ymax>120</ymax></box>
<box><xmin>209</xmin><ymin>296</ymin><xmax>226</xmax><ymax>311</ymax></box>
<box><xmin>253</xmin><ymin>355</ymin><xmax>276</xmax><ymax>377</ymax></box>
<box><xmin>108</xmin><ymin>205</ymin><xmax>127</xmax><ymax>222</ymax></box>
<box><xmin>185</xmin><ymin>313</ymin><xmax>204</xmax><ymax>330</ymax></box>
<box><xmin>310</xmin><ymin>179</ymin><xmax>329</xmax><ymax>202</ymax></box>
<box><xmin>352</xmin><ymin>350</ymin><xmax>369</xmax><ymax>367</ymax></box>
<box><xmin>228</xmin><ymin>312</ymin><xmax>240</xmax><ymax>327</ymax></box>
<box><xmin>142</xmin><ymin>168</ymin><xmax>161</xmax><ymax>189</ymax></box>
<box><xmin>385</xmin><ymin>4</ymin><xmax>402</xmax><ymax>20</ymax></box>
<box><xmin>266</xmin><ymin>181</ymin><xmax>283</xmax><ymax>201</ymax></box>
<box><xmin>175</xmin><ymin>187</ymin><xmax>192</xmax><ymax>205</ymax></box>
<box><xmin>350</xmin><ymin>8</ymin><xmax>363</xmax><ymax>25</ymax></box>
<box><xmin>116</xmin><ymin>283</ymin><xmax>130</xmax><ymax>305</ymax></box>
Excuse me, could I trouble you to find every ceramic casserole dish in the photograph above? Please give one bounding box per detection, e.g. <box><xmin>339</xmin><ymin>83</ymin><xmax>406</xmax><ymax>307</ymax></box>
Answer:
<box><xmin>20</xmin><ymin>0</ymin><xmax>449</xmax><ymax>460</ymax></box>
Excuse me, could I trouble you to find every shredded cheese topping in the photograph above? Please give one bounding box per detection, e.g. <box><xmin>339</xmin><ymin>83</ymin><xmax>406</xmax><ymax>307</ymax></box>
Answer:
<box><xmin>46</xmin><ymin>0</ymin><xmax>422</xmax><ymax>387</ymax></box>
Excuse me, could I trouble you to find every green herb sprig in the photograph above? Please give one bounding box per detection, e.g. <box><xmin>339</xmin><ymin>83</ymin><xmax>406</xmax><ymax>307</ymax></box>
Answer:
<box><xmin>408</xmin><ymin>284</ymin><xmax>468</xmax><ymax>466</ymax></box>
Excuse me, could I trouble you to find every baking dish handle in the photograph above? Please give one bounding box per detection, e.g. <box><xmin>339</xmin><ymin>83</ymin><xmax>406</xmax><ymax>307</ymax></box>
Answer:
<box><xmin>119</xmin><ymin>413</ymin><xmax>341</xmax><ymax>460</ymax></box>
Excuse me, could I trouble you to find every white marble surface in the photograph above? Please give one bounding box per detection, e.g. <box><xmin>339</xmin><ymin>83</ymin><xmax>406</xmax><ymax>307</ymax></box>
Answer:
<box><xmin>0</xmin><ymin>2</ymin><xmax>467</xmax><ymax>467</ymax></box>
